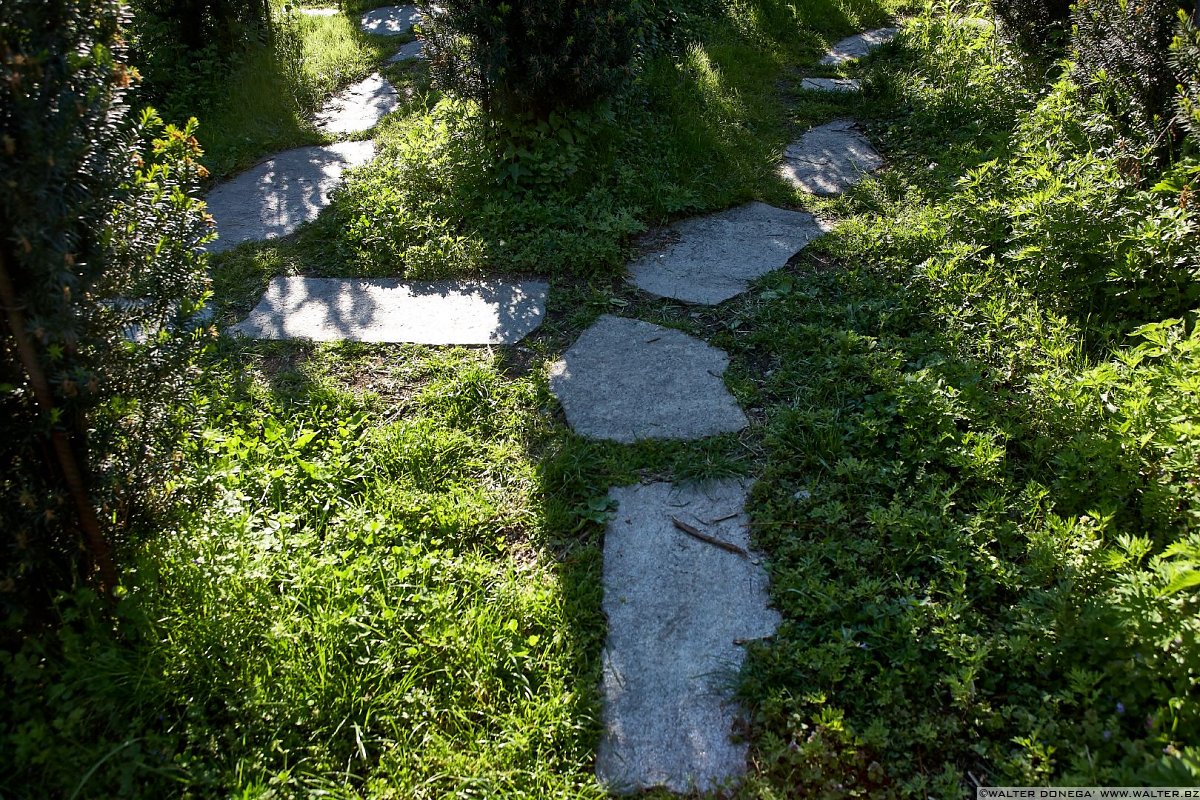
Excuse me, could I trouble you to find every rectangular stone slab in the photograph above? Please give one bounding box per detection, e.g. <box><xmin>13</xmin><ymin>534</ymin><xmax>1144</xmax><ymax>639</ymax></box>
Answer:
<box><xmin>228</xmin><ymin>277</ymin><xmax>548</xmax><ymax>344</ymax></box>
<box><xmin>597</xmin><ymin>480</ymin><xmax>780</xmax><ymax>794</ymax></box>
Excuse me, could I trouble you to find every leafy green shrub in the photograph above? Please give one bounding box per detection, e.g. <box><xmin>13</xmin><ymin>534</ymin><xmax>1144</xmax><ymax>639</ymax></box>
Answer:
<box><xmin>330</xmin><ymin>100</ymin><xmax>641</xmax><ymax>279</ymax></box>
<box><xmin>1072</xmin><ymin>0</ymin><xmax>1184</xmax><ymax>145</ymax></box>
<box><xmin>0</xmin><ymin>0</ymin><xmax>212</xmax><ymax>607</ymax></box>
<box><xmin>418</xmin><ymin>0</ymin><xmax>648</xmax><ymax>119</ymax></box>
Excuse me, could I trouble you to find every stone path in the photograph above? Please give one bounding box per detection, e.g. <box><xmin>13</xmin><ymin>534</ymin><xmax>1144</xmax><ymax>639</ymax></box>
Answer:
<box><xmin>204</xmin><ymin>141</ymin><xmax>375</xmax><ymax>253</ymax></box>
<box><xmin>314</xmin><ymin>73</ymin><xmax>399</xmax><ymax>135</ymax></box>
<box><xmin>206</xmin><ymin>18</ymin><xmax>896</xmax><ymax>795</ymax></box>
<box><xmin>360</xmin><ymin>5</ymin><xmax>420</xmax><ymax>36</ymax></box>
<box><xmin>801</xmin><ymin>77</ymin><xmax>861</xmax><ymax>93</ymax></box>
<box><xmin>820</xmin><ymin>26</ymin><xmax>899</xmax><ymax>65</ymax></box>
<box><xmin>229</xmin><ymin>277</ymin><xmax>548</xmax><ymax>344</ymax></box>
<box><xmin>780</xmin><ymin>118</ymin><xmax>883</xmax><ymax>196</ymax></box>
<box><xmin>548</xmin><ymin>316</ymin><xmax>747</xmax><ymax>443</ymax></box>
<box><xmin>626</xmin><ymin>202</ymin><xmax>830</xmax><ymax>305</ymax></box>
<box><xmin>596</xmin><ymin>480</ymin><xmax>779</xmax><ymax>794</ymax></box>
<box><xmin>387</xmin><ymin>40</ymin><xmax>425</xmax><ymax>63</ymax></box>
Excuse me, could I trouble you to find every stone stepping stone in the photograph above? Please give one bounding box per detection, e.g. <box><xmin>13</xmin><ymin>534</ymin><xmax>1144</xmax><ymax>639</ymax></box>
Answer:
<box><xmin>780</xmin><ymin>118</ymin><xmax>883</xmax><ymax>196</ymax></box>
<box><xmin>626</xmin><ymin>202</ymin><xmax>830</xmax><ymax>305</ymax></box>
<box><xmin>819</xmin><ymin>26</ymin><xmax>899</xmax><ymax>65</ymax></box>
<box><xmin>597</xmin><ymin>479</ymin><xmax>780</xmax><ymax>794</ymax></box>
<box><xmin>387</xmin><ymin>39</ymin><xmax>425</xmax><ymax>63</ymax></box>
<box><xmin>800</xmin><ymin>77</ymin><xmax>861</xmax><ymax>93</ymax></box>
<box><xmin>228</xmin><ymin>277</ymin><xmax>549</xmax><ymax>344</ymax></box>
<box><xmin>205</xmin><ymin>141</ymin><xmax>375</xmax><ymax>254</ymax></box>
<box><xmin>299</xmin><ymin>7</ymin><xmax>339</xmax><ymax>16</ymax></box>
<box><xmin>360</xmin><ymin>5</ymin><xmax>420</xmax><ymax>36</ymax></box>
<box><xmin>548</xmin><ymin>315</ymin><xmax>747</xmax><ymax>443</ymax></box>
<box><xmin>314</xmin><ymin>73</ymin><xmax>399</xmax><ymax>135</ymax></box>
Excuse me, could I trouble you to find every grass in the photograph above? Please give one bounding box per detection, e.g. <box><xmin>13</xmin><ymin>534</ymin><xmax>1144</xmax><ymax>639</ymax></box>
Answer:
<box><xmin>5</xmin><ymin>0</ymin><xmax>1200</xmax><ymax>796</ymax></box>
<box><xmin>182</xmin><ymin>2</ymin><xmax>408</xmax><ymax>180</ymax></box>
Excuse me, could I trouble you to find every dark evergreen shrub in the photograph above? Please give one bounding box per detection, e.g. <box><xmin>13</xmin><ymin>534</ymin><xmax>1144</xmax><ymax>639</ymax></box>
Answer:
<box><xmin>1172</xmin><ymin>11</ymin><xmax>1200</xmax><ymax>143</ymax></box>
<box><xmin>418</xmin><ymin>0</ymin><xmax>648</xmax><ymax>120</ymax></box>
<box><xmin>125</xmin><ymin>0</ymin><xmax>273</xmax><ymax>108</ymax></box>
<box><xmin>1072</xmin><ymin>0</ymin><xmax>1184</xmax><ymax>144</ymax></box>
<box><xmin>0</xmin><ymin>0</ymin><xmax>212</xmax><ymax>609</ymax></box>
<box><xmin>990</xmin><ymin>0</ymin><xmax>1073</xmax><ymax>58</ymax></box>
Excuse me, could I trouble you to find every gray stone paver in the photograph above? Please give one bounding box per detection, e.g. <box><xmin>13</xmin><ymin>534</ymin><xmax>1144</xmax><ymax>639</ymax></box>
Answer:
<box><xmin>360</xmin><ymin>5</ymin><xmax>420</xmax><ymax>35</ymax></box>
<box><xmin>548</xmin><ymin>316</ymin><xmax>747</xmax><ymax>443</ymax></box>
<box><xmin>800</xmin><ymin>77</ymin><xmax>861</xmax><ymax>93</ymax></box>
<box><xmin>597</xmin><ymin>479</ymin><xmax>780</xmax><ymax>794</ymax></box>
<box><xmin>299</xmin><ymin>7</ymin><xmax>339</xmax><ymax>16</ymax></box>
<box><xmin>204</xmin><ymin>141</ymin><xmax>375</xmax><ymax>253</ymax></box>
<box><xmin>819</xmin><ymin>26</ymin><xmax>899</xmax><ymax>64</ymax></box>
<box><xmin>228</xmin><ymin>277</ymin><xmax>548</xmax><ymax>344</ymax></box>
<box><xmin>314</xmin><ymin>73</ymin><xmax>399</xmax><ymax>135</ymax></box>
<box><xmin>627</xmin><ymin>202</ymin><xmax>830</xmax><ymax>305</ymax></box>
<box><xmin>387</xmin><ymin>40</ymin><xmax>425</xmax><ymax>63</ymax></box>
<box><xmin>780</xmin><ymin>118</ymin><xmax>883</xmax><ymax>196</ymax></box>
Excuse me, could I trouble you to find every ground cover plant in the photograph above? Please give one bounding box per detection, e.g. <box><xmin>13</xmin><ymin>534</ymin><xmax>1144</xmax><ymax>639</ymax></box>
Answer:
<box><xmin>735</xmin><ymin>5</ymin><xmax>1200</xmax><ymax>794</ymax></box>
<box><xmin>4</xmin><ymin>0</ymin><xmax>1200</xmax><ymax>797</ymax></box>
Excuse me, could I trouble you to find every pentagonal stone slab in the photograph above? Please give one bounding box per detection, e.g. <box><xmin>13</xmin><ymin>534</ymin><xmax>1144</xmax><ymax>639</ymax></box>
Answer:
<box><xmin>820</xmin><ymin>26</ymin><xmax>899</xmax><ymax>64</ymax></box>
<box><xmin>314</xmin><ymin>73</ymin><xmax>399</xmax><ymax>135</ymax></box>
<box><xmin>780</xmin><ymin>118</ymin><xmax>882</xmax><ymax>196</ymax></box>
<box><xmin>597</xmin><ymin>479</ymin><xmax>780</xmax><ymax>794</ymax></box>
<box><xmin>800</xmin><ymin>77</ymin><xmax>861</xmax><ymax>93</ymax></box>
<box><xmin>204</xmin><ymin>141</ymin><xmax>375</xmax><ymax>253</ymax></box>
<box><xmin>387</xmin><ymin>39</ymin><xmax>425</xmax><ymax>63</ymax></box>
<box><xmin>626</xmin><ymin>202</ymin><xmax>830</xmax><ymax>305</ymax></box>
<box><xmin>360</xmin><ymin>5</ymin><xmax>420</xmax><ymax>35</ymax></box>
<box><xmin>548</xmin><ymin>316</ymin><xmax>747</xmax><ymax>443</ymax></box>
<box><xmin>228</xmin><ymin>277</ymin><xmax>548</xmax><ymax>344</ymax></box>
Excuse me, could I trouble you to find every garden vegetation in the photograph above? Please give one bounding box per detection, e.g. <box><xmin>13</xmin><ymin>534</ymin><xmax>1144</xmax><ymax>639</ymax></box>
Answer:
<box><xmin>1</xmin><ymin>0</ymin><xmax>1198</xmax><ymax>796</ymax></box>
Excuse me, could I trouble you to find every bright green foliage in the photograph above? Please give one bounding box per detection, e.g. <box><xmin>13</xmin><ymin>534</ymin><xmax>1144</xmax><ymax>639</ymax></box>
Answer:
<box><xmin>1</xmin><ymin>343</ymin><xmax>611</xmax><ymax>797</ymax></box>
<box><xmin>0</xmin><ymin>0</ymin><xmax>211</xmax><ymax>606</ymax></box>
<box><xmin>738</xmin><ymin>9</ymin><xmax>1200</xmax><ymax>794</ymax></box>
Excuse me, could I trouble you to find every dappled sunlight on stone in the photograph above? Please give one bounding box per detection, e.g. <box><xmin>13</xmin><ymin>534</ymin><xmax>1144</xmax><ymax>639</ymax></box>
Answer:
<box><xmin>780</xmin><ymin>118</ymin><xmax>883</xmax><ymax>196</ymax></box>
<box><xmin>229</xmin><ymin>277</ymin><xmax>548</xmax><ymax>344</ymax></box>
<box><xmin>204</xmin><ymin>141</ymin><xmax>375</xmax><ymax>253</ymax></box>
<box><xmin>359</xmin><ymin>5</ymin><xmax>420</xmax><ymax>36</ymax></box>
<box><xmin>314</xmin><ymin>73</ymin><xmax>399</xmax><ymax>135</ymax></box>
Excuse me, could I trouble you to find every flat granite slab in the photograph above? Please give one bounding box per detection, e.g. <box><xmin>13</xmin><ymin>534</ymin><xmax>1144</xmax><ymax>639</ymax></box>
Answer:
<box><xmin>387</xmin><ymin>39</ymin><xmax>425</xmax><ymax>62</ymax></box>
<box><xmin>314</xmin><ymin>73</ymin><xmax>399</xmax><ymax>135</ymax></box>
<box><xmin>780</xmin><ymin>118</ymin><xmax>883</xmax><ymax>196</ymax></box>
<box><xmin>549</xmin><ymin>316</ymin><xmax>747</xmax><ymax>443</ymax></box>
<box><xmin>228</xmin><ymin>277</ymin><xmax>549</xmax><ymax>344</ymax></box>
<box><xmin>597</xmin><ymin>479</ymin><xmax>780</xmax><ymax>794</ymax></box>
<box><xmin>204</xmin><ymin>141</ymin><xmax>375</xmax><ymax>253</ymax></box>
<box><xmin>299</xmin><ymin>7</ymin><xmax>339</xmax><ymax>16</ymax></box>
<box><xmin>800</xmin><ymin>77</ymin><xmax>861</xmax><ymax>93</ymax></box>
<box><xmin>820</xmin><ymin>26</ymin><xmax>899</xmax><ymax>64</ymax></box>
<box><xmin>360</xmin><ymin>5</ymin><xmax>420</xmax><ymax>35</ymax></box>
<box><xmin>626</xmin><ymin>202</ymin><xmax>830</xmax><ymax>305</ymax></box>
